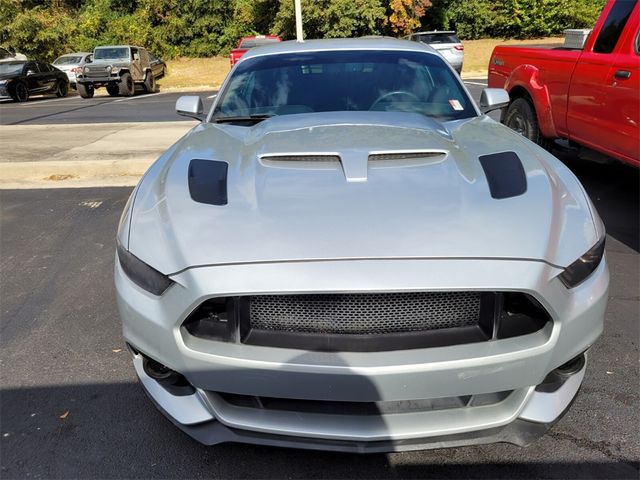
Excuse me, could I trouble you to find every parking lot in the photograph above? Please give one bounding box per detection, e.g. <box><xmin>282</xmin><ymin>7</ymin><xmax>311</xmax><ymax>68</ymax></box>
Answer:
<box><xmin>1</xmin><ymin>81</ymin><xmax>638</xmax><ymax>479</ymax></box>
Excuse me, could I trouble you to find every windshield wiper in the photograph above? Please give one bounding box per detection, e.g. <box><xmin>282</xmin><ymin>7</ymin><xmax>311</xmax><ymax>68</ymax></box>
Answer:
<box><xmin>213</xmin><ymin>114</ymin><xmax>275</xmax><ymax>124</ymax></box>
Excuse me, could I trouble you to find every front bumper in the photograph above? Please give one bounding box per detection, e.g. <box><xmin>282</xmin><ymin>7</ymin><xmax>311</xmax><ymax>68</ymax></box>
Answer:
<box><xmin>116</xmin><ymin>257</ymin><xmax>608</xmax><ymax>451</ymax></box>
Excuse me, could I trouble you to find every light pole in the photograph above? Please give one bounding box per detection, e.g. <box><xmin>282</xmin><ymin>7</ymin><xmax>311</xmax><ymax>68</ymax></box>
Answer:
<box><xmin>294</xmin><ymin>0</ymin><xmax>304</xmax><ymax>42</ymax></box>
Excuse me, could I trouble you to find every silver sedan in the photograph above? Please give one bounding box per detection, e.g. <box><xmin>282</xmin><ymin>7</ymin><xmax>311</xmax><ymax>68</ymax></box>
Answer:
<box><xmin>52</xmin><ymin>52</ymin><xmax>93</xmax><ymax>86</ymax></box>
<box><xmin>115</xmin><ymin>38</ymin><xmax>608</xmax><ymax>453</ymax></box>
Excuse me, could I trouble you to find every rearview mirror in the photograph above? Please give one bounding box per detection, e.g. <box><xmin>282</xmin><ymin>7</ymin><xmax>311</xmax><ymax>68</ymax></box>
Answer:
<box><xmin>479</xmin><ymin>88</ymin><xmax>510</xmax><ymax>114</ymax></box>
<box><xmin>176</xmin><ymin>95</ymin><xmax>204</xmax><ymax>121</ymax></box>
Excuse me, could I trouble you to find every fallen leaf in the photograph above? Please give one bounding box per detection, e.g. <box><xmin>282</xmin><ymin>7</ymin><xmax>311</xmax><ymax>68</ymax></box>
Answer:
<box><xmin>112</xmin><ymin>349</ymin><xmax>122</xmax><ymax>353</ymax></box>
<box><xmin>606</xmin><ymin>371</ymin><xmax>614</xmax><ymax>375</ymax></box>
<box><xmin>59</xmin><ymin>411</ymin><xmax>69</xmax><ymax>420</ymax></box>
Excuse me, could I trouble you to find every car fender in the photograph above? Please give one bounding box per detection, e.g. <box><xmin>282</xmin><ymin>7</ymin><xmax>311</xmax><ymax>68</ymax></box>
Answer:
<box><xmin>504</xmin><ymin>64</ymin><xmax>557</xmax><ymax>139</ymax></box>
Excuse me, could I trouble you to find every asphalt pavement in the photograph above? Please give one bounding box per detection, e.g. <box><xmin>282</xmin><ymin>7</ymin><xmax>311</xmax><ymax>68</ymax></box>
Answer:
<box><xmin>0</xmin><ymin>89</ymin><xmax>217</xmax><ymax>125</ymax></box>
<box><xmin>1</xmin><ymin>78</ymin><xmax>638</xmax><ymax>478</ymax></box>
<box><xmin>1</xmin><ymin>157</ymin><xmax>638</xmax><ymax>479</ymax></box>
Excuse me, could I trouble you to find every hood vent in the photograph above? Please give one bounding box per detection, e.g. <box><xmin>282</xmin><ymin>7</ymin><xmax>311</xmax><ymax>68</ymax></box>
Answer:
<box><xmin>479</xmin><ymin>151</ymin><xmax>527</xmax><ymax>199</ymax></box>
<box><xmin>368</xmin><ymin>151</ymin><xmax>447</xmax><ymax>162</ymax></box>
<box><xmin>260</xmin><ymin>154</ymin><xmax>340</xmax><ymax>164</ymax></box>
<box><xmin>188</xmin><ymin>159</ymin><xmax>228</xmax><ymax>206</ymax></box>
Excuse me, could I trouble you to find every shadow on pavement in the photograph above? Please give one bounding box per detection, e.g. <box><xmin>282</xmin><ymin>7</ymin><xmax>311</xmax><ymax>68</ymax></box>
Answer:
<box><xmin>1</xmin><ymin>382</ymin><xmax>637</xmax><ymax>479</ymax></box>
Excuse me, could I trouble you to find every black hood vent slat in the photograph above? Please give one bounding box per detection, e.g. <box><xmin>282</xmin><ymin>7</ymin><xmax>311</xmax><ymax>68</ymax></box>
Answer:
<box><xmin>479</xmin><ymin>151</ymin><xmax>527</xmax><ymax>199</ymax></box>
<box><xmin>188</xmin><ymin>159</ymin><xmax>228</xmax><ymax>206</ymax></box>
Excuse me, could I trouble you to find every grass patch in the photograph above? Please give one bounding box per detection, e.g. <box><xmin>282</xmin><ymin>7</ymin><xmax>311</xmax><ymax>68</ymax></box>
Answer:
<box><xmin>462</xmin><ymin>37</ymin><xmax>562</xmax><ymax>76</ymax></box>
<box><xmin>155</xmin><ymin>38</ymin><xmax>563</xmax><ymax>91</ymax></box>
<box><xmin>157</xmin><ymin>56</ymin><xmax>230</xmax><ymax>91</ymax></box>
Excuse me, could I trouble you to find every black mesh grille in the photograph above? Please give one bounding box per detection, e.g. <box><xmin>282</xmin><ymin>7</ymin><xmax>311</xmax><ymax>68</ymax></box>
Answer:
<box><xmin>249</xmin><ymin>292</ymin><xmax>481</xmax><ymax>335</ymax></box>
<box><xmin>368</xmin><ymin>151</ymin><xmax>446</xmax><ymax>162</ymax></box>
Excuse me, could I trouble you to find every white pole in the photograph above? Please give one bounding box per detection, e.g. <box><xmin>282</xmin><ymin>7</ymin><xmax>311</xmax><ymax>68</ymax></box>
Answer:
<box><xmin>294</xmin><ymin>0</ymin><xmax>304</xmax><ymax>42</ymax></box>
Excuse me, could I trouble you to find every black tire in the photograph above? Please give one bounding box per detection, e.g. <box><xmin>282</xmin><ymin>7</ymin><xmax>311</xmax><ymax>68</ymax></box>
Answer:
<box><xmin>12</xmin><ymin>81</ymin><xmax>29</xmax><ymax>102</ymax></box>
<box><xmin>503</xmin><ymin>97</ymin><xmax>553</xmax><ymax>150</ymax></box>
<box><xmin>77</xmin><ymin>82</ymin><xmax>94</xmax><ymax>99</ymax></box>
<box><xmin>55</xmin><ymin>80</ymin><xmax>69</xmax><ymax>98</ymax></box>
<box><xmin>119</xmin><ymin>72</ymin><xmax>134</xmax><ymax>97</ymax></box>
<box><xmin>143</xmin><ymin>71</ymin><xmax>155</xmax><ymax>93</ymax></box>
<box><xmin>106</xmin><ymin>82</ymin><xmax>119</xmax><ymax>96</ymax></box>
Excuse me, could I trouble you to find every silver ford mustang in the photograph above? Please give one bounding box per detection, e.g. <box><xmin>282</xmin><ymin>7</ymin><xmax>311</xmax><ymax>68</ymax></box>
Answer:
<box><xmin>115</xmin><ymin>38</ymin><xmax>609</xmax><ymax>452</ymax></box>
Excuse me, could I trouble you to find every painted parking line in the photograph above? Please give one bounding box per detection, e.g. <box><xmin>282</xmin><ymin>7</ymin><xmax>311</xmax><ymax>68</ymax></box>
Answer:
<box><xmin>113</xmin><ymin>92</ymin><xmax>162</xmax><ymax>103</ymax></box>
<box><xmin>464</xmin><ymin>81</ymin><xmax>488</xmax><ymax>86</ymax></box>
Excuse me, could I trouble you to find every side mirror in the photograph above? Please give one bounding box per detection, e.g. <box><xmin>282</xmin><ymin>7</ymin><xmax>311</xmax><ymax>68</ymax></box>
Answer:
<box><xmin>176</xmin><ymin>95</ymin><xmax>204</xmax><ymax>121</ymax></box>
<box><xmin>479</xmin><ymin>88</ymin><xmax>510</xmax><ymax>114</ymax></box>
<box><xmin>26</xmin><ymin>69</ymin><xmax>35</xmax><ymax>76</ymax></box>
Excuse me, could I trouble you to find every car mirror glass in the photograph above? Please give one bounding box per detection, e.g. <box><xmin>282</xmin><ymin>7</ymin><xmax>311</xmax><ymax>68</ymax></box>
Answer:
<box><xmin>479</xmin><ymin>88</ymin><xmax>510</xmax><ymax>114</ymax></box>
<box><xmin>176</xmin><ymin>95</ymin><xmax>204</xmax><ymax>121</ymax></box>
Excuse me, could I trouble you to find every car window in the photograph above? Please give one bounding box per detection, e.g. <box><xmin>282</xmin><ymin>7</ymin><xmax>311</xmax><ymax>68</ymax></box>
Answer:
<box><xmin>214</xmin><ymin>50</ymin><xmax>476</xmax><ymax>122</ymax></box>
<box><xmin>54</xmin><ymin>56</ymin><xmax>82</xmax><ymax>65</ymax></box>
<box><xmin>25</xmin><ymin>62</ymin><xmax>38</xmax><ymax>74</ymax></box>
<box><xmin>0</xmin><ymin>61</ymin><xmax>24</xmax><ymax>74</ymax></box>
<box><xmin>0</xmin><ymin>47</ymin><xmax>11</xmax><ymax>59</ymax></box>
<box><xmin>94</xmin><ymin>47</ymin><xmax>129</xmax><ymax>60</ymax></box>
<box><xmin>86</xmin><ymin>54</ymin><xmax>93</xmax><ymax>63</ymax></box>
<box><xmin>593</xmin><ymin>0</ymin><xmax>636</xmax><ymax>53</ymax></box>
<box><xmin>418</xmin><ymin>33</ymin><xmax>460</xmax><ymax>44</ymax></box>
<box><xmin>239</xmin><ymin>37</ymin><xmax>281</xmax><ymax>49</ymax></box>
<box><xmin>37</xmin><ymin>62</ymin><xmax>52</xmax><ymax>72</ymax></box>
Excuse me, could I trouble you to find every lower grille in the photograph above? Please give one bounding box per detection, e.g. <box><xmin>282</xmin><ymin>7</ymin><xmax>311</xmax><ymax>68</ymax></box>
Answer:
<box><xmin>249</xmin><ymin>292</ymin><xmax>481</xmax><ymax>335</ymax></box>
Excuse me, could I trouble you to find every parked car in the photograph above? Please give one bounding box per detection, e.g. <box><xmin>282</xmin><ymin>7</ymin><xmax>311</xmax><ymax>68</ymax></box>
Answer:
<box><xmin>75</xmin><ymin>45</ymin><xmax>157</xmax><ymax>98</ymax></box>
<box><xmin>116</xmin><ymin>38</ymin><xmax>608</xmax><ymax>453</ymax></box>
<box><xmin>0</xmin><ymin>60</ymin><xmax>69</xmax><ymax>102</ymax></box>
<box><xmin>229</xmin><ymin>35</ymin><xmax>282</xmax><ymax>66</ymax></box>
<box><xmin>149</xmin><ymin>53</ymin><xmax>167</xmax><ymax>79</ymax></box>
<box><xmin>53</xmin><ymin>52</ymin><xmax>93</xmax><ymax>87</ymax></box>
<box><xmin>488</xmin><ymin>0</ymin><xmax>639</xmax><ymax>167</ymax></box>
<box><xmin>406</xmin><ymin>31</ymin><xmax>464</xmax><ymax>73</ymax></box>
<box><xmin>0</xmin><ymin>47</ymin><xmax>27</xmax><ymax>62</ymax></box>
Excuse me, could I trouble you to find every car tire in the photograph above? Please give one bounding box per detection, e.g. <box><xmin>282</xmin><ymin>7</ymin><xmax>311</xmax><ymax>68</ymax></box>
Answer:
<box><xmin>143</xmin><ymin>71</ymin><xmax>155</xmax><ymax>93</ymax></box>
<box><xmin>77</xmin><ymin>82</ymin><xmax>94</xmax><ymax>99</ymax></box>
<box><xmin>119</xmin><ymin>73</ymin><xmax>134</xmax><ymax>97</ymax></box>
<box><xmin>12</xmin><ymin>81</ymin><xmax>29</xmax><ymax>102</ymax></box>
<box><xmin>106</xmin><ymin>82</ymin><xmax>119</xmax><ymax>96</ymax></box>
<box><xmin>56</xmin><ymin>80</ymin><xmax>68</xmax><ymax>98</ymax></box>
<box><xmin>503</xmin><ymin>97</ymin><xmax>553</xmax><ymax>151</ymax></box>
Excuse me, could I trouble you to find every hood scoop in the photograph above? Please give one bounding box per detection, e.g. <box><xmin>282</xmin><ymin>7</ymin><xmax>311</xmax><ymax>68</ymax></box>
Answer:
<box><xmin>259</xmin><ymin>150</ymin><xmax>448</xmax><ymax>182</ymax></box>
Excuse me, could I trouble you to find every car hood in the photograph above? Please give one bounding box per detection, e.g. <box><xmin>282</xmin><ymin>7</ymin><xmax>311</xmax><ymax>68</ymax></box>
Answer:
<box><xmin>127</xmin><ymin>112</ymin><xmax>601</xmax><ymax>275</ymax></box>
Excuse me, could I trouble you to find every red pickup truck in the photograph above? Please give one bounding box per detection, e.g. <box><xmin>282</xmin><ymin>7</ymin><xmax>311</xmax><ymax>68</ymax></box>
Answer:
<box><xmin>488</xmin><ymin>0</ymin><xmax>639</xmax><ymax>167</ymax></box>
<box><xmin>229</xmin><ymin>35</ymin><xmax>283</xmax><ymax>67</ymax></box>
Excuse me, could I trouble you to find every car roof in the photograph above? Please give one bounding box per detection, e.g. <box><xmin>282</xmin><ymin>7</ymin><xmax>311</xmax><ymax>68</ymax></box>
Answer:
<box><xmin>241</xmin><ymin>37</ymin><xmax>439</xmax><ymax>61</ymax></box>
<box><xmin>94</xmin><ymin>45</ymin><xmax>143</xmax><ymax>49</ymax></box>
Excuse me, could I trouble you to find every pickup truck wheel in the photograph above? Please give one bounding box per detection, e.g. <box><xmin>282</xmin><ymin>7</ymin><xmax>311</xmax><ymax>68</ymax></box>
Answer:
<box><xmin>55</xmin><ymin>80</ymin><xmax>68</xmax><ymax>98</ymax></box>
<box><xmin>119</xmin><ymin>73</ymin><xmax>134</xmax><ymax>97</ymax></box>
<box><xmin>106</xmin><ymin>83</ymin><xmax>119</xmax><ymax>96</ymax></box>
<box><xmin>77</xmin><ymin>83</ymin><xmax>94</xmax><ymax>99</ymax></box>
<box><xmin>143</xmin><ymin>71</ymin><xmax>155</xmax><ymax>93</ymax></box>
<box><xmin>504</xmin><ymin>98</ymin><xmax>553</xmax><ymax>150</ymax></box>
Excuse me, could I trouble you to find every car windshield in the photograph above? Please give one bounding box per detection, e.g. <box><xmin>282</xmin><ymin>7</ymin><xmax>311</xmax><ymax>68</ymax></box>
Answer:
<box><xmin>239</xmin><ymin>37</ymin><xmax>280</xmax><ymax>49</ymax></box>
<box><xmin>418</xmin><ymin>33</ymin><xmax>460</xmax><ymax>44</ymax></box>
<box><xmin>54</xmin><ymin>55</ymin><xmax>82</xmax><ymax>65</ymax></box>
<box><xmin>0</xmin><ymin>62</ymin><xmax>24</xmax><ymax>74</ymax></box>
<box><xmin>213</xmin><ymin>50</ymin><xmax>475</xmax><ymax>122</ymax></box>
<box><xmin>94</xmin><ymin>47</ymin><xmax>129</xmax><ymax>60</ymax></box>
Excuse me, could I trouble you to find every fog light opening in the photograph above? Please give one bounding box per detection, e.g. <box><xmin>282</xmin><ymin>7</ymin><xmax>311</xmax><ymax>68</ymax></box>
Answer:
<box><xmin>141</xmin><ymin>355</ymin><xmax>195</xmax><ymax>396</ymax></box>
<box><xmin>556</xmin><ymin>352</ymin><xmax>586</xmax><ymax>376</ymax></box>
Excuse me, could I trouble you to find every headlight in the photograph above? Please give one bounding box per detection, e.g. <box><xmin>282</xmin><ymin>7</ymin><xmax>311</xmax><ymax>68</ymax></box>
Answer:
<box><xmin>107</xmin><ymin>65</ymin><xmax>112</xmax><ymax>73</ymax></box>
<box><xmin>559</xmin><ymin>237</ymin><xmax>605</xmax><ymax>288</ymax></box>
<box><xmin>117</xmin><ymin>243</ymin><xmax>174</xmax><ymax>295</ymax></box>
<box><xmin>0</xmin><ymin>80</ymin><xmax>7</xmax><ymax>86</ymax></box>
<box><xmin>83</xmin><ymin>66</ymin><xmax>90</xmax><ymax>73</ymax></box>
